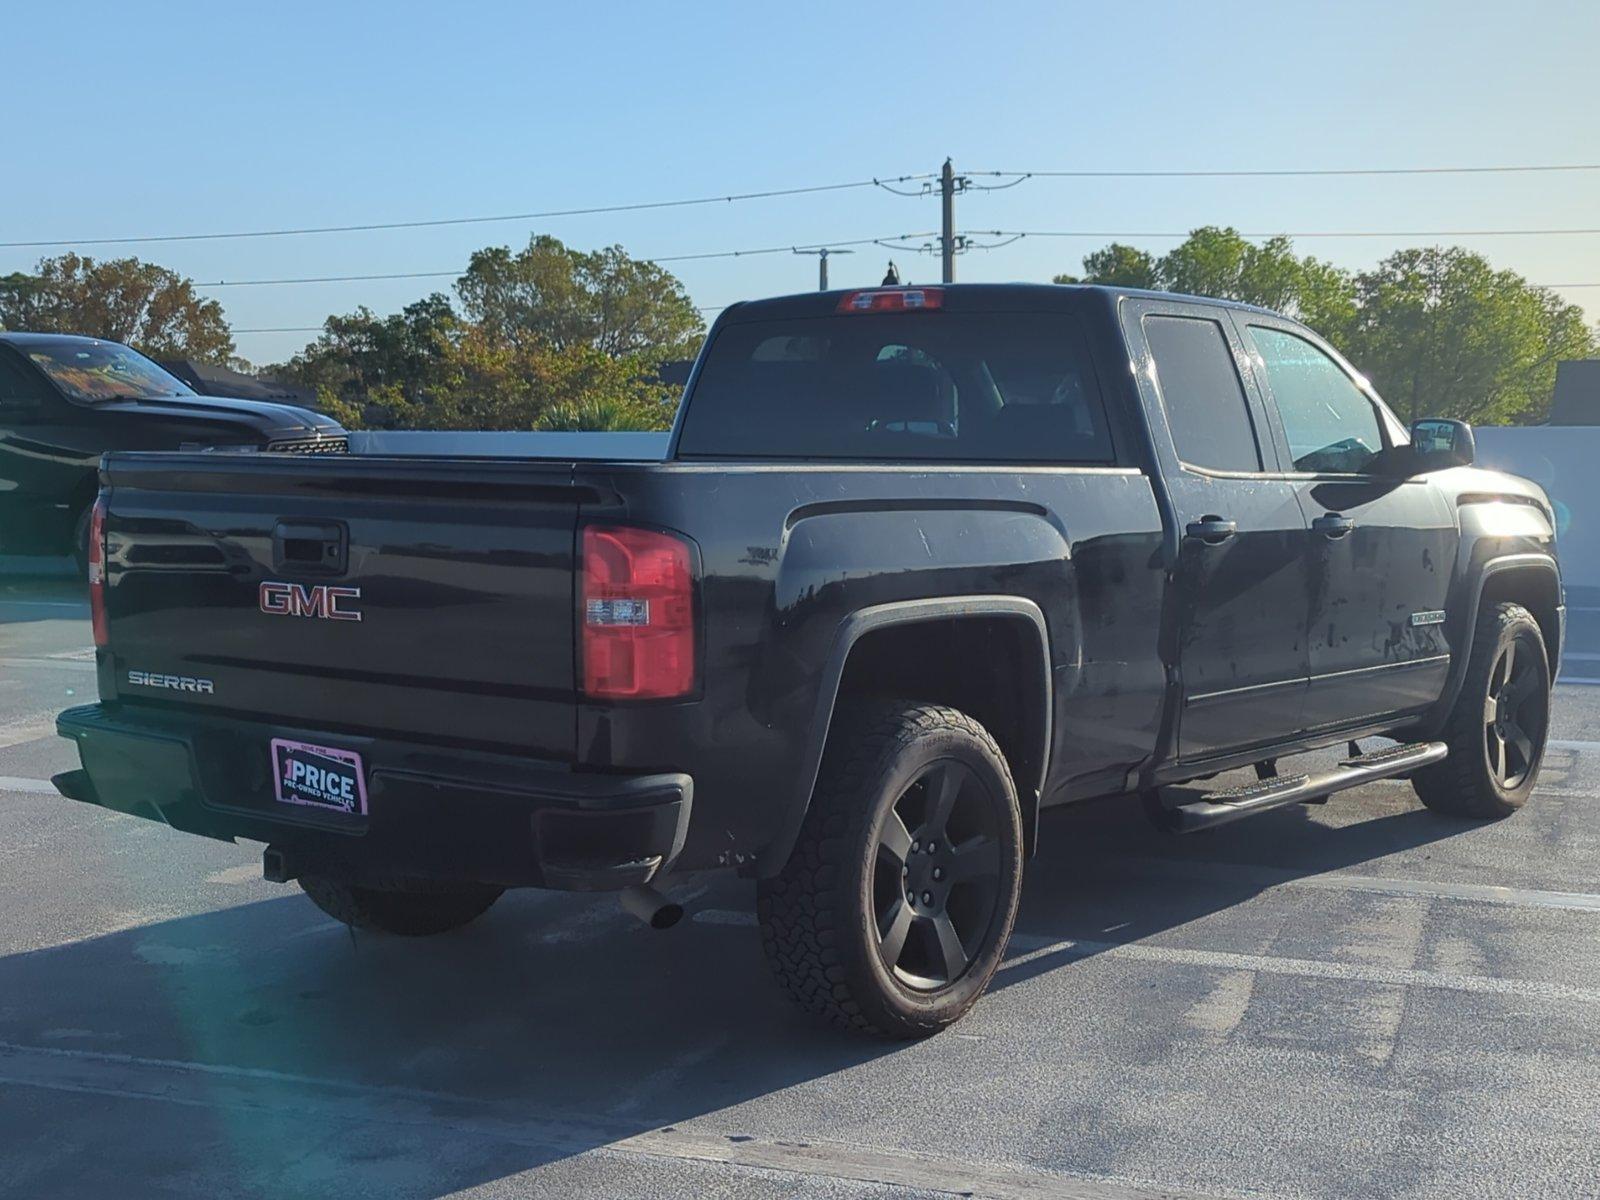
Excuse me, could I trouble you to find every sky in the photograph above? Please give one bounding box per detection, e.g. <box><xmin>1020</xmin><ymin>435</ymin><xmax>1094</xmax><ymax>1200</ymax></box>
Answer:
<box><xmin>5</xmin><ymin>0</ymin><xmax>1599</xmax><ymax>365</ymax></box>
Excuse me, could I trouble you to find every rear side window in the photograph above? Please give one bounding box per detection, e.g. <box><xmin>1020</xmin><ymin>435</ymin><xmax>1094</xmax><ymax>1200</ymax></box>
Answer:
<box><xmin>1143</xmin><ymin>315</ymin><xmax>1263</xmax><ymax>474</ymax></box>
<box><xmin>677</xmin><ymin>312</ymin><xmax>1114</xmax><ymax>463</ymax></box>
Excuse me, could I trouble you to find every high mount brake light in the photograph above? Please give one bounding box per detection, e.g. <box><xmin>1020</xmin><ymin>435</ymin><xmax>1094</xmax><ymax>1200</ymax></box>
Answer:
<box><xmin>581</xmin><ymin>525</ymin><xmax>697</xmax><ymax>700</ymax></box>
<box><xmin>87</xmin><ymin>495</ymin><xmax>108</xmax><ymax>648</ymax></box>
<box><xmin>836</xmin><ymin>288</ymin><xmax>945</xmax><ymax>314</ymax></box>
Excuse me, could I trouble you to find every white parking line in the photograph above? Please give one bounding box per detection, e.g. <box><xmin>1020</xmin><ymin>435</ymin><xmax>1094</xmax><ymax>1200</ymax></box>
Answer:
<box><xmin>694</xmin><ymin>909</ymin><xmax>1600</xmax><ymax>1005</ymax></box>
<box><xmin>1001</xmin><ymin>934</ymin><xmax>1600</xmax><ymax>1006</ymax></box>
<box><xmin>1117</xmin><ymin>856</ymin><xmax>1600</xmax><ymax>913</ymax></box>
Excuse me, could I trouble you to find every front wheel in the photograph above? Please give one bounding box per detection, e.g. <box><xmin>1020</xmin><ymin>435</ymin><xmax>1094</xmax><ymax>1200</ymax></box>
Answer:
<box><xmin>757</xmin><ymin>702</ymin><xmax>1023</xmax><ymax>1038</ymax></box>
<box><xmin>299</xmin><ymin>876</ymin><xmax>503</xmax><ymax>936</ymax></box>
<box><xmin>1413</xmin><ymin>601</ymin><xmax>1551</xmax><ymax>819</ymax></box>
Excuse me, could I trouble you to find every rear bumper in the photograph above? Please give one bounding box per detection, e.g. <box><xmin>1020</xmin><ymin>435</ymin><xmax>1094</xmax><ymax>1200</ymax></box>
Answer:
<box><xmin>54</xmin><ymin>704</ymin><xmax>692</xmax><ymax>891</ymax></box>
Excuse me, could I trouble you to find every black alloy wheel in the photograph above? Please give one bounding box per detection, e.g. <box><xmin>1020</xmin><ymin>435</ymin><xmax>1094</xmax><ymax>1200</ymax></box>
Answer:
<box><xmin>872</xmin><ymin>759</ymin><xmax>1004</xmax><ymax>991</ymax></box>
<box><xmin>1482</xmin><ymin>633</ymin><xmax>1547</xmax><ymax>791</ymax></box>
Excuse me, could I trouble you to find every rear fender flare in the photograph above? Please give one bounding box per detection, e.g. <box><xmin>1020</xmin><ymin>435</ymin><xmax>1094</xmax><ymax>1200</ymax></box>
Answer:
<box><xmin>755</xmin><ymin>595</ymin><xmax>1051</xmax><ymax>877</ymax></box>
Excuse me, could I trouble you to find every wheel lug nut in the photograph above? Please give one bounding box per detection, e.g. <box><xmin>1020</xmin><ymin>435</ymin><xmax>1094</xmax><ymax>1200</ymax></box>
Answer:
<box><xmin>927</xmin><ymin>841</ymin><xmax>938</xmax><ymax>853</ymax></box>
<box><xmin>911</xmin><ymin>841</ymin><xmax>920</xmax><ymax>854</ymax></box>
<box><xmin>921</xmin><ymin>891</ymin><xmax>933</xmax><ymax>904</ymax></box>
<box><xmin>933</xmin><ymin>867</ymin><xmax>943</xmax><ymax>881</ymax></box>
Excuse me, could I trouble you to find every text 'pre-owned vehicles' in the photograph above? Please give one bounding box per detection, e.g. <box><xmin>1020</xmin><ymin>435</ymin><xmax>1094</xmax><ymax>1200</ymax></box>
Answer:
<box><xmin>51</xmin><ymin>285</ymin><xmax>1561</xmax><ymax>1035</ymax></box>
<box><xmin>0</xmin><ymin>333</ymin><xmax>347</xmax><ymax>569</ymax></box>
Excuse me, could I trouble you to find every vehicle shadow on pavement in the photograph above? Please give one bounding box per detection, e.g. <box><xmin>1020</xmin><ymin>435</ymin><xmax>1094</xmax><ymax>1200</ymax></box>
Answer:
<box><xmin>0</xmin><ymin>780</ymin><xmax>1471</xmax><ymax>1197</ymax></box>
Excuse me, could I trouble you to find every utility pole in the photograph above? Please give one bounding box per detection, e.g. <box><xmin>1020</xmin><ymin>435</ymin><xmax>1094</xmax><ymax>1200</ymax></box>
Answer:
<box><xmin>794</xmin><ymin>246</ymin><xmax>854</xmax><ymax>291</ymax></box>
<box><xmin>940</xmin><ymin>157</ymin><xmax>958</xmax><ymax>283</ymax></box>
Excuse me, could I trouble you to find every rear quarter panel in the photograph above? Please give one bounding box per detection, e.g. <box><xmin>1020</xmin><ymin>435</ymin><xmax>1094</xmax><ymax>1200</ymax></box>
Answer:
<box><xmin>572</xmin><ymin>463</ymin><xmax>1166</xmax><ymax>871</ymax></box>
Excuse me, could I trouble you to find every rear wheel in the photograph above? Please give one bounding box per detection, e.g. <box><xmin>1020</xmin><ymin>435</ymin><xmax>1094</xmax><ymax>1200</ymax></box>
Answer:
<box><xmin>1413</xmin><ymin>601</ymin><xmax>1551</xmax><ymax>819</ymax></box>
<box><xmin>757</xmin><ymin>702</ymin><xmax>1023</xmax><ymax>1038</ymax></box>
<box><xmin>299</xmin><ymin>876</ymin><xmax>503</xmax><ymax>936</ymax></box>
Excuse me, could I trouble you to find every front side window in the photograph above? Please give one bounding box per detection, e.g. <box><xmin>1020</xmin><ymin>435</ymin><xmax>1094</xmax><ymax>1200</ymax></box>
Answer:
<box><xmin>1143</xmin><ymin>314</ymin><xmax>1262</xmax><ymax>473</ymax></box>
<box><xmin>24</xmin><ymin>339</ymin><xmax>195</xmax><ymax>403</ymax></box>
<box><xmin>678</xmin><ymin>312</ymin><xmax>1114</xmax><ymax>463</ymax></box>
<box><xmin>1251</xmin><ymin>326</ymin><xmax>1384</xmax><ymax>473</ymax></box>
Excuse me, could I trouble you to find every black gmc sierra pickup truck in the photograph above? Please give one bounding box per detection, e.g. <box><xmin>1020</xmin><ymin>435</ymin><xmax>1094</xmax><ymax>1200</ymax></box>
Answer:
<box><xmin>52</xmin><ymin>284</ymin><xmax>1562</xmax><ymax>1036</ymax></box>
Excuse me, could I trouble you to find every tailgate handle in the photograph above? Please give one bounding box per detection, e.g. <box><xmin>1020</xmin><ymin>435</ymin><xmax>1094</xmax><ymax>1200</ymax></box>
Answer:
<box><xmin>273</xmin><ymin>520</ymin><xmax>347</xmax><ymax>575</ymax></box>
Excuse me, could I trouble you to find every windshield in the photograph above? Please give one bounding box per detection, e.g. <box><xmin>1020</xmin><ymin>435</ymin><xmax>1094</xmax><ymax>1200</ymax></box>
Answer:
<box><xmin>24</xmin><ymin>340</ymin><xmax>196</xmax><ymax>402</ymax></box>
<box><xmin>678</xmin><ymin>311</ymin><xmax>1115</xmax><ymax>463</ymax></box>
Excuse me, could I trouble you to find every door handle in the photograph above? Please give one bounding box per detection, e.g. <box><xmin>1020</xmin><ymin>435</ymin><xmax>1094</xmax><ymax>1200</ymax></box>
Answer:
<box><xmin>1312</xmin><ymin>513</ymin><xmax>1356</xmax><ymax>540</ymax></box>
<box><xmin>1185</xmin><ymin>516</ymin><xmax>1237</xmax><ymax>545</ymax></box>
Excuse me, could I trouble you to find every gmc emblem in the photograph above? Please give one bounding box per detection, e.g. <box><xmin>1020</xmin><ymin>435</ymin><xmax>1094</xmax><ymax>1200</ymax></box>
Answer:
<box><xmin>259</xmin><ymin>581</ymin><xmax>363</xmax><ymax>622</ymax></box>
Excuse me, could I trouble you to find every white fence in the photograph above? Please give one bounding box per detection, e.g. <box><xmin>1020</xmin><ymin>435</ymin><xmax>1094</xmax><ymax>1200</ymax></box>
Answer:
<box><xmin>1474</xmin><ymin>426</ymin><xmax>1600</xmax><ymax>680</ymax></box>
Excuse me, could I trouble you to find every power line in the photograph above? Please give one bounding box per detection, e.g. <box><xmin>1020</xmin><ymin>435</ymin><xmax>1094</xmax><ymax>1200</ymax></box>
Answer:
<box><xmin>232</xmin><ymin>304</ymin><xmax>733</xmax><ymax>336</ymax></box>
<box><xmin>193</xmin><ymin>234</ymin><xmax>936</xmax><ymax>287</ymax></box>
<box><xmin>9</xmin><ymin>161</ymin><xmax>1597</xmax><ymax>251</ymax></box>
<box><xmin>0</xmin><ymin>177</ymin><xmax>935</xmax><ymax>250</ymax></box>
<box><xmin>980</xmin><ymin>163</ymin><xmax>1600</xmax><ymax>179</ymax></box>
<box><xmin>980</xmin><ymin>227</ymin><xmax>1600</xmax><ymax>240</ymax></box>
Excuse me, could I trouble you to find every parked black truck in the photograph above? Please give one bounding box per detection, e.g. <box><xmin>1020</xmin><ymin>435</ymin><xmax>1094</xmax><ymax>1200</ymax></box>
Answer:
<box><xmin>0</xmin><ymin>332</ymin><xmax>346</xmax><ymax>568</ymax></box>
<box><xmin>52</xmin><ymin>285</ymin><xmax>1562</xmax><ymax>1036</ymax></box>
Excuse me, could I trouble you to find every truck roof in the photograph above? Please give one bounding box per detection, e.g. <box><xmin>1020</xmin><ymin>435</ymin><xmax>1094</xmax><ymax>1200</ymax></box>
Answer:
<box><xmin>718</xmin><ymin>282</ymin><xmax>1290</xmax><ymax>323</ymax></box>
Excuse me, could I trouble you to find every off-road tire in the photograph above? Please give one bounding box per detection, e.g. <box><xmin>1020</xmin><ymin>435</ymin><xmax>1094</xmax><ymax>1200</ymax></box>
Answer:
<box><xmin>1413</xmin><ymin>601</ymin><xmax>1551</xmax><ymax>819</ymax></box>
<box><xmin>757</xmin><ymin>701</ymin><xmax>1023</xmax><ymax>1038</ymax></box>
<box><xmin>299</xmin><ymin>876</ymin><xmax>504</xmax><ymax>936</ymax></box>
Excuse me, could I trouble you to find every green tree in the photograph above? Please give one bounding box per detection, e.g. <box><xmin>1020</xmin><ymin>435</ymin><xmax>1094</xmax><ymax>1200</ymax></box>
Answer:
<box><xmin>456</xmin><ymin>235</ymin><xmax>703</xmax><ymax>360</ymax></box>
<box><xmin>1156</xmin><ymin>228</ymin><xmax>1307</xmax><ymax>311</ymax></box>
<box><xmin>272</xmin><ymin>294</ymin><xmax>461</xmax><ymax>415</ymax></box>
<box><xmin>425</xmin><ymin>329</ymin><xmax>676</xmax><ymax>432</ymax></box>
<box><xmin>1052</xmin><ymin>243</ymin><xmax>1160</xmax><ymax>289</ymax></box>
<box><xmin>1342</xmin><ymin>247</ymin><xmax>1596</xmax><ymax>425</ymax></box>
<box><xmin>0</xmin><ymin>253</ymin><xmax>234</xmax><ymax>360</ymax></box>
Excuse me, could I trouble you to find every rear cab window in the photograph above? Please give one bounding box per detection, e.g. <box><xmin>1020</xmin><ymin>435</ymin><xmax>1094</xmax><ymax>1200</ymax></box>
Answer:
<box><xmin>676</xmin><ymin>306</ymin><xmax>1116</xmax><ymax>464</ymax></box>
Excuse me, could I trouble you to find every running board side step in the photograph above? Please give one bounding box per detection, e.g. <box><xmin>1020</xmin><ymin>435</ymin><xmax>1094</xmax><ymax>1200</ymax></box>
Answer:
<box><xmin>1169</xmin><ymin>741</ymin><xmax>1448</xmax><ymax>833</ymax></box>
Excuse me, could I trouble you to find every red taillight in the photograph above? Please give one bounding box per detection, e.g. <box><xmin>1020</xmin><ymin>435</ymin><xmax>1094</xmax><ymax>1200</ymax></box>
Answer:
<box><xmin>87</xmin><ymin>495</ymin><xmax>108</xmax><ymax>648</ymax></box>
<box><xmin>581</xmin><ymin>525</ymin><xmax>696</xmax><ymax>700</ymax></box>
<box><xmin>836</xmin><ymin>287</ymin><xmax>944</xmax><ymax>313</ymax></box>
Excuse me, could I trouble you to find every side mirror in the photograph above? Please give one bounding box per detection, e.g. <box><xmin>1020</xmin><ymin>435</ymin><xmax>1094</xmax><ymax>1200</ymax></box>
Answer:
<box><xmin>1409</xmin><ymin>418</ymin><xmax>1475</xmax><ymax>471</ymax></box>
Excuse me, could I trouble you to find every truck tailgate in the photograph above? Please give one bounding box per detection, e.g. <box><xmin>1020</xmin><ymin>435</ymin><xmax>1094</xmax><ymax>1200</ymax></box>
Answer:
<box><xmin>100</xmin><ymin>454</ymin><xmax>583</xmax><ymax>759</ymax></box>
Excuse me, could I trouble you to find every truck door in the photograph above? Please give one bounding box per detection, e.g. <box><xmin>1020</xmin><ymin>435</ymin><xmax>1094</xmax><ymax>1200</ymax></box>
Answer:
<box><xmin>1232</xmin><ymin>316</ymin><xmax>1455</xmax><ymax>731</ymax></box>
<box><xmin>1124</xmin><ymin>299</ymin><xmax>1312</xmax><ymax>760</ymax></box>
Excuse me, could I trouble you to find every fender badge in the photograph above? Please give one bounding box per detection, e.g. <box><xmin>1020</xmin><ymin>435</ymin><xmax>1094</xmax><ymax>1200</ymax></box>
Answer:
<box><xmin>1410</xmin><ymin>610</ymin><xmax>1446</xmax><ymax>627</ymax></box>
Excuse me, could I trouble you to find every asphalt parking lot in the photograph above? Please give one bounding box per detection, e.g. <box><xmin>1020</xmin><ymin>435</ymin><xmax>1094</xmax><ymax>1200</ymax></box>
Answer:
<box><xmin>3</xmin><ymin>572</ymin><xmax>1599</xmax><ymax>1200</ymax></box>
